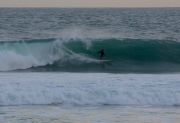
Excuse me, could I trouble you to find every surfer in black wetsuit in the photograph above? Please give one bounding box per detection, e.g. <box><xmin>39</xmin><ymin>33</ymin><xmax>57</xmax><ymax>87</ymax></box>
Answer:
<box><xmin>98</xmin><ymin>49</ymin><xmax>105</xmax><ymax>60</ymax></box>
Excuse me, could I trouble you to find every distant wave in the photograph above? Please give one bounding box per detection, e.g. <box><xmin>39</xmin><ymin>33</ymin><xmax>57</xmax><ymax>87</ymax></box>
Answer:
<box><xmin>0</xmin><ymin>38</ymin><xmax>180</xmax><ymax>72</ymax></box>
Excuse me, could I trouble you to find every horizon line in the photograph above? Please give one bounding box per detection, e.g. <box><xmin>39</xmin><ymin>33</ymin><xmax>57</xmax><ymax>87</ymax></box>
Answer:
<box><xmin>0</xmin><ymin>6</ymin><xmax>180</xmax><ymax>9</ymax></box>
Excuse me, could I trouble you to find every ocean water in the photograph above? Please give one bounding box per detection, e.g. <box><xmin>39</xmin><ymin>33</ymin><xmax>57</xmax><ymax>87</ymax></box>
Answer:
<box><xmin>0</xmin><ymin>8</ymin><xmax>180</xmax><ymax>123</ymax></box>
<box><xmin>0</xmin><ymin>73</ymin><xmax>180</xmax><ymax>123</ymax></box>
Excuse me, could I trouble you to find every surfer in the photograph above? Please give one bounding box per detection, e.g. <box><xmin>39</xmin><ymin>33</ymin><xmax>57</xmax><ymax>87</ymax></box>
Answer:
<box><xmin>98</xmin><ymin>49</ymin><xmax>105</xmax><ymax>60</ymax></box>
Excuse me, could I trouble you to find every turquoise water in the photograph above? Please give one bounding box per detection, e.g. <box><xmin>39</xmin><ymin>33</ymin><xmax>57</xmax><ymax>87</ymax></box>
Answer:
<box><xmin>1</xmin><ymin>39</ymin><xmax>180</xmax><ymax>72</ymax></box>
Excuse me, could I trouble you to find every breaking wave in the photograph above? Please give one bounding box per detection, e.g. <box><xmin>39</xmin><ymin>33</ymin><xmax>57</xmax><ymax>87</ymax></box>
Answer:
<box><xmin>0</xmin><ymin>38</ymin><xmax>180</xmax><ymax>72</ymax></box>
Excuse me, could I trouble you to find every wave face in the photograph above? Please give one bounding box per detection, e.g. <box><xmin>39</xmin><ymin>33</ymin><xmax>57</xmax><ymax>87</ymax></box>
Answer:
<box><xmin>0</xmin><ymin>73</ymin><xmax>180</xmax><ymax>106</ymax></box>
<box><xmin>0</xmin><ymin>38</ymin><xmax>180</xmax><ymax>72</ymax></box>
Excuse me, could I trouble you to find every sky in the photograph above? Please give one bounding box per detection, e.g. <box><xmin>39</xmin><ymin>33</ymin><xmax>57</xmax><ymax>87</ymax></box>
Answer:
<box><xmin>0</xmin><ymin>0</ymin><xmax>180</xmax><ymax>8</ymax></box>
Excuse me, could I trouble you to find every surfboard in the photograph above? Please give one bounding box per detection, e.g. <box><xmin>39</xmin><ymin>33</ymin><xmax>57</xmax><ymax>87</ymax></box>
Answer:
<box><xmin>98</xmin><ymin>59</ymin><xmax>112</xmax><ymax>63</ymax></box>
<box><xmin>100</xmin><ymin>59</ymin><xmax>111</xmax><ymax>62</ymax></box>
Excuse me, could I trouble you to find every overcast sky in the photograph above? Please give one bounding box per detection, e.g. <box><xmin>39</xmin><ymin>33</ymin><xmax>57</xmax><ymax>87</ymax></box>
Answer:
<box><xmin>0</xmin><ymin>0</ymin><xmax>180</xmax><ymax>7</ymax></box>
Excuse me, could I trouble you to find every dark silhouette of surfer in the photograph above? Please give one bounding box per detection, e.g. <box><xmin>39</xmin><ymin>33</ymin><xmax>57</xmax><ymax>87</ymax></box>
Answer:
<box><xmin>98</xmin><ymin>49</ymin><xmax>105</xmax><ymax>60</ymax></box>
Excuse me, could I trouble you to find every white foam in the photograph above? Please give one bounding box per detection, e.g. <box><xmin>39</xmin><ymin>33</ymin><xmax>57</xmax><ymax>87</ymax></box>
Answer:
<box><xmin>0</xmin><ymin>40</ymin><xmax>98</xmax><ymax>71</ymax></box>
<box><xmin>0</xmin><ymin>73</ymin><xmax>179</xmax><ymax>106</ymax></box>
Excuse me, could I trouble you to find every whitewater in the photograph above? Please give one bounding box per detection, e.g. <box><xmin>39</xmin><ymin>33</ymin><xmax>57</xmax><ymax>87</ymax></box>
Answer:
<box><xmin>0</xmin><ymin>72</ymin><xmax>180</xmax><ymax>106</ymax></box>
<box><xmin>0</xmin><ymin>72</ymin><xmax>180</xmax><ymax>123</ymax></box>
